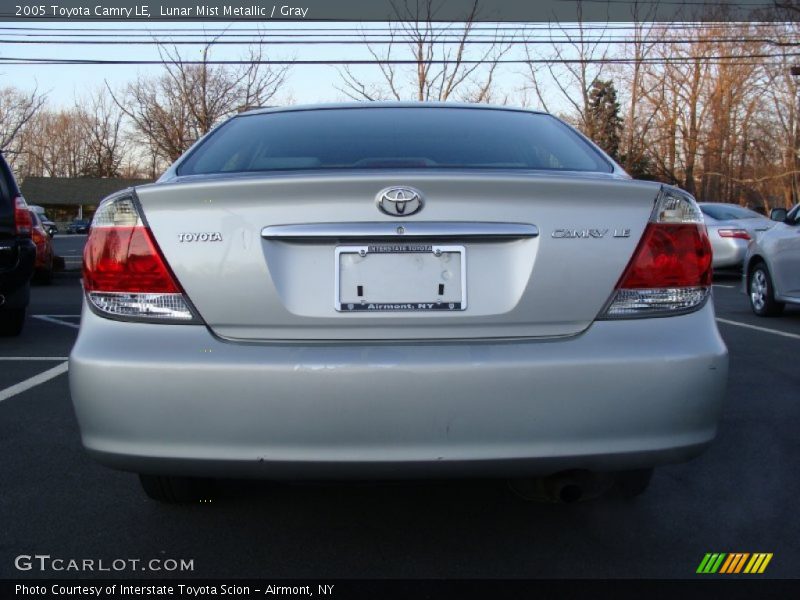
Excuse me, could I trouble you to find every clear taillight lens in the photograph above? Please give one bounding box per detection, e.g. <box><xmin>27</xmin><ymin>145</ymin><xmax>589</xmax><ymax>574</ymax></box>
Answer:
<box><xmin>83</xmin><ymin>194</ymin><xmax>196</xmax><ymax>322</ymax></box>
<box><xmin>601</xmin><ymin>187</ymin><xmax>712</xmax><ymax>319</ymax></box>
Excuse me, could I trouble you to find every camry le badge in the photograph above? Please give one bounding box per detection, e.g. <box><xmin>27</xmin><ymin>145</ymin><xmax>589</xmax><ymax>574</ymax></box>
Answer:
<box><xmin>552</xmin><ymin>228</ymin><xmax>631</xmax><ymax>239</ymax></box>
<box><xmin>376</xmin><ymin>186</ymin><xmax>424</xmax><ymax>217</ymax></box>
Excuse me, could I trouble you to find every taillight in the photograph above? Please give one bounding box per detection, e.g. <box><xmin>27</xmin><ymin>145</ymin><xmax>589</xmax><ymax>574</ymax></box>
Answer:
<box><xmin>14</xmin><ymin>197</ymin><xmax>32</xmax><ymax>237</ymax></box>
<box><xmin>601</xmin><ymin>186</ymin><xmax>712</xmax><ymax>319</ymax></box>
<box><xmin>717</xmin><ymin>228</ymin><xmax>750</xmax><ymax>240</ymax></box>
<box><xmin>31</xmin><ymin>226</ymin><xmax>45</xmax><ymax>245</ymax></box>
<box><xmin>83</xmin><ymin>194</ymin><xmax>196</xmax><ymax>322</ymax></box>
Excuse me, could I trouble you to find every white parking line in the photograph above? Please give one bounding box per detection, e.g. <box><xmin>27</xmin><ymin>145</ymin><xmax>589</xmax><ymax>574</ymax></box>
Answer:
<box><xmin>0</xmin><ymin>357</ymin><xmax>69</xmax><ymax>361</ymax></box>
<box><xmin>32</xmin><ymin>315</ymin><xmax>80</xmax><ymax>329</ymax></box>
<box><xmin>0</xmin><ymin>362</ymin><xmax>69</xmax><ymax>403</ymax></box>
<box><xmin>716</xmin><ymin>318</ymin><xmax>800</xmax><ymax>341</ymax></box>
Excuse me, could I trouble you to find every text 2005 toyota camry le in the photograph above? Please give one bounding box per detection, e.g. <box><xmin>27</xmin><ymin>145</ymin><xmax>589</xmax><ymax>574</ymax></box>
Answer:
<box><xmin>69</xmin><ymin>104</ymin><xmax>728</xmax><ymax>503</ymax></box>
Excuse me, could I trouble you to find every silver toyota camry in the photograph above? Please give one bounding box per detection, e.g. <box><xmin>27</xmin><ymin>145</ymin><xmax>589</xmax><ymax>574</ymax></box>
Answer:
<box><xmin>69</xmin><ymin>103</ymin><xmax>728</xmax><ymax>503</ymax></box>
<box><xmin>699</xmin><ymin>203</ymin><xmax>775</xmax><ymax>270</ymax></box>
<box><xmin>744</xmin><ymin>203</ymin><xmax>800</xmax><ymax>316</ymax></box>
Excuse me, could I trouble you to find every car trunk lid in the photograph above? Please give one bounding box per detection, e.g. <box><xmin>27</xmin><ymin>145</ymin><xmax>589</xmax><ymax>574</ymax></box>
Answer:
<box><xmin>136</xmin><ymin>172</ymin><xmax>660</xmax><ymax>341</ymax></box>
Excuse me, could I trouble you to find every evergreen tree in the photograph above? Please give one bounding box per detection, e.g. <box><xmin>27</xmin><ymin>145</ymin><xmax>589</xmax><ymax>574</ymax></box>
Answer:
<box><xmin>587</xmin><ymin>79</ymin><xmax>623</xmax><ymax>161</ymax></box>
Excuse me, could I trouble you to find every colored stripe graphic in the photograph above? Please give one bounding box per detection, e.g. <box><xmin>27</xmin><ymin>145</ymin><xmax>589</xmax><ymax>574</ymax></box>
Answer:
<box><xmin>711</xmin><ymin>554</ymin><xmax>726</xmax><ymax>573</ymax></box>
<box><xmin>719</xmin><ymin>554</ymin><xmax>735</xmax><ymax>574</ymax></box>
<box><xmin>733</xmin><ymin>553</ymin><xmax>750</xmax><ymax>573</ymax></box>
<box><xmin>759</xmin><ymin>554</ymin><xmax>773</xmax><ymax>573</ymax></box>
<box><xmin>744</xmin><ymin>553</ymin><xmax>773</xmax><ymax>574</ymax></box>
<box><xmin>696</xmin><ymin>554</ymin><xmax>713</xmax><ymax>573</ymax></box>
<box><xmin>720</xmin><ymin>553</ymin><xmax>749</xmax><ymax>574</ymax></box>
<box><xmin>697</xmin><ymin>553</ymin><xmax>727</xmax><ymax>574</ymax></box>
<box><xmin>700</xmin><ymin>553</ymin><xmax>773</xmax><ymax>574</ymax></box>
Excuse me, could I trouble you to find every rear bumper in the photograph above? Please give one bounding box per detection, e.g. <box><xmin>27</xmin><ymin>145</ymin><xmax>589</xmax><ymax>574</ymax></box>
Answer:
<box><xmin>33</xmin><ymin>240</ymin><xmax>51</xmax><ymax>270</ymax></box>
<box><xmin>711</xmin><ymin>235</ymin><xmax>747</xmax><ymax>268</ymax></box>
<box><xmin>69</xmin><ymin>302</ymin><xmax>728</xmax><ymax>479</ymax></box>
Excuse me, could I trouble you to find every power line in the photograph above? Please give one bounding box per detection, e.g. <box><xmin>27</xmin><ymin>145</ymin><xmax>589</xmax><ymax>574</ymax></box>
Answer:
<box><xmin>0</xmin><ymin>23</ymin><xmax>792</xmax><ymax>33</ymax></box>
<box><xmin>2</xmin><ymin>30</ymin><xmax>767</xmax><ymax>38</ymax></box>
<box><xmin>0</xmin><ymin>37</ymin><xmax>794</xmax><ymax>45</ymax></box>
<box><xmin>0</xmin><ymin>25</ymin><xmax>791</xmax><ymax>47</ymax></box>
<box><xmin>0</xmin><ymin>53</ymin><xmax>795</xmax><ymax>65</ymax></box>
<box><xmin>1</xmin><ymin>32</ymin><xmax>791</xmax><ymax>40</ymax></box>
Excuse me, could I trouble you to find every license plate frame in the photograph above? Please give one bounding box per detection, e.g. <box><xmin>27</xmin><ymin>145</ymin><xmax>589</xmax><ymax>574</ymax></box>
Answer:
<box><xmin>335</xmin><ymin>243</ymin><xmax>467</xmax><ymax>312</ymax></box>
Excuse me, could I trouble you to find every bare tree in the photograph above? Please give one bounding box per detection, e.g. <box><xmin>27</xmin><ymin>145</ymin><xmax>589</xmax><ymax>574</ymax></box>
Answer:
<box><xmin>628</xmin><ymin>22</ymin><xmax>732</xmax><ymax>194</ymax></box>
<box><xmin>625</xmin><ymin>18</ymin><xmax>789</xmax><ymax>207</ymax></box>
<box><xmin>522</xmin><ymin>2</ymin><xmax>611</xmax><ymax>138</ymax></box>
<box><xmin>609</xmin><ymin>2</ymin><xmax>664</xmax><ymax>177</ymax></box>
<box><xmin>336</xmin><ymin>0</ymin><xmax>512</xmax><ymax>103</ymax></box>
<box><xmin>0</xmin><ymin>85</ymin><xmax>47</xmax><ymax>165</ymax></box>
<box><xmin>16</xmin><ymin>89</ymin><xmax>134</xmax><ymax>179</ymax></box>
<box><xmin>19</xmin><ymin>108</ymin><xmax>92</xmax><ymax>178</ymax></box>
<box><xmin>76</xmin><ymin>87</ymin><xmax>127</xmax><ymax>177</ymax></box>
<box><xmin>681</xmin><ymin>19</ymin><xmax>761</xmax><ymax>201</ymax></box>
<box><xmin>110</xmin><ymin>36</ymin><xmax>290</xmax><ymax>164</ymax></box>
<box><xmin>739</xmin><ymin>22</ymin><xmax>799</xmax><ymax>208</ymax></box>
<box><xmin>109</xmin><ymin>73</ymin><xmax>190</xmax><ymax>164</ymax></box>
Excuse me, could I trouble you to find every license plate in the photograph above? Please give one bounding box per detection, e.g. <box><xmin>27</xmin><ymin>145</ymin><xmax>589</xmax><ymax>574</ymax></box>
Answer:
<box><xmin>335</xmin><ymin>244</ymin><xmax>466</xmax><ymax>312</ymax></box>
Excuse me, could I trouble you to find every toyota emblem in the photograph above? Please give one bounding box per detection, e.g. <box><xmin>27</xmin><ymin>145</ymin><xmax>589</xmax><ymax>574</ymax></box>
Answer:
<box><xmin>375</xmin><ymin>187</ymin><xmax>424</xmax><ymax>217</ymax></box>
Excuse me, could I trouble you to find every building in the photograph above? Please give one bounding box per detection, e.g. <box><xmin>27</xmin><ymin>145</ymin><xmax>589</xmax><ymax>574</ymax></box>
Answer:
<box><xmin>19</xmin><ymin>177</ymin><xmax>154</xmax><ymax>226</ymax></box>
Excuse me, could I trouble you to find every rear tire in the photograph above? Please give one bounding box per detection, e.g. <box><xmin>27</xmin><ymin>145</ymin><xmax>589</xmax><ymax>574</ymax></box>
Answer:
<box><xmin>615</xmin><ymin>469</ymin><xmax>654</xmax><ymax>498</ymax></box>
<box><xmin>138</xmin><ymin>474</ymin><xmax>215</xmax><ymax>504</ymax></box>
<box><xmin>749</xmin><ymin>262</ymin><xmax>784</xmax><ymax>317</ymax></box>
<box><xmin>0</xmin><ymin>308</ymin><xmax>26</xmax><ymax>337</ymax></box>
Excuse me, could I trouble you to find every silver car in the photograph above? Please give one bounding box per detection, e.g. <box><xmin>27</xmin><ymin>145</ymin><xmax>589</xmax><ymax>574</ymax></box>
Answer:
<box><xmin>69</xmin><ymin>104</ymin><xmax>728</xmax><ymax>503</ymax></box>
<box><xmin>744</xmin><ymin>203</ymin><xmax>800</xmax><ymax>316</ymax></box>
<box><xmin>699</xmin><ymin>203</ymin><xmax>775</xmax><ymax>269</ymax></box>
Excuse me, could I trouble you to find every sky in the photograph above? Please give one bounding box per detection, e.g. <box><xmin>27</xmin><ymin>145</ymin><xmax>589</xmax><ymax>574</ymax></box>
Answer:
<box><xmin>0</xmin><ymin>22</ymin><xmax>360</xmax><ymax>106</ymax></box>
<box><xmin>0</xmin><ymin>21</ymin><xmax>545</xmax><ymax>109</ymax></box>
<box><xmin>0</xmin><ymin>21</ymin><xmax>648</xmax><ymax>113</ymax></box>
<box><xmin>5</xmin><ymin>20</ymin><xmax>785</xmax><ymax>117</ymax></box>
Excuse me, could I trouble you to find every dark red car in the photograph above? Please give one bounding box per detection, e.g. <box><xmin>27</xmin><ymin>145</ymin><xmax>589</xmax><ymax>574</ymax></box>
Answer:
<box><xmin>29</xmin><ymin>209</ymin><xmax>54</xmax><ymax>284</ymax></box>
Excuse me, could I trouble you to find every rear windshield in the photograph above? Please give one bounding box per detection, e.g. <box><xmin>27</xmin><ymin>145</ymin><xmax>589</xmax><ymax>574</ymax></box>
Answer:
<box><xmin>177</xmin><ymin>107</ymin><xmax>613</xmax><ymax>176</ymax></box>
<box><xmin>700</xmin><ymin>204</ymin><xmax>762</xmax><ymax>220</ymax></box>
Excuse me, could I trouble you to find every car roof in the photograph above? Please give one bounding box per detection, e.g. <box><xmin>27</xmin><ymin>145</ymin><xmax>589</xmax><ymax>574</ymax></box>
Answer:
<box><xmin>237</xmin><ymin>101</ymin><xmax>548</xmax><ymax>118</ymax></box>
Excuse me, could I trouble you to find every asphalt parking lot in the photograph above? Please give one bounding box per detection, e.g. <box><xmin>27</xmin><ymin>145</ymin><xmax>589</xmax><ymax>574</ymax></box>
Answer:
<box><xmin>1</xmin><ymin>237</ymin><xmax>798</xmax><ymax>579</ymax></box>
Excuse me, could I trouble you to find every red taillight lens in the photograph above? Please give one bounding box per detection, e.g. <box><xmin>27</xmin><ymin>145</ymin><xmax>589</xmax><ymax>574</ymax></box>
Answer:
<box><xmin>717</xmin><ymin>228</ymin><xmax>750</xmax><ymax>240</ymax></box>
<box><xmin>14</xmin><ymin>197</ymin><xmax>32</xmax><ymax>237</ymax></box>
<box><xmin>83</xmin><ymin>194</ymin><xmax>195</xmax><ymax>322</ymax></box>
<box><xmin>602</xmin><ymin>187</ymin><xmax>712</xmax><ymax>319</ymax></box>
<box><xmin>616</xmin><ymin>223</ymin><xmax>712</xmax><ymax>289</ymax></box>
<box><xmin>83</xmin><ymin>226</ymin><xmax>180</xmax><ymax>293</ymax></box>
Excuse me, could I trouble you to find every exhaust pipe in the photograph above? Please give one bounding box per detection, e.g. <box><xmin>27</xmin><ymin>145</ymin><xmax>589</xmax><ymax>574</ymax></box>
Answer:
<box><xmin>509</xmin><ymin>470</ymin><xmax>615</xmax><ymax>503</ymax></box>
<box><xmin>539</xmin><ymin>471</ymin><xmax>586</xmax><ymax>504</ymax></box>
<box><xmin>553</xmin><ymin>480</ymin><xmax>583</xmax><ymax>504</ymax></box>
